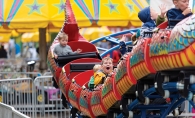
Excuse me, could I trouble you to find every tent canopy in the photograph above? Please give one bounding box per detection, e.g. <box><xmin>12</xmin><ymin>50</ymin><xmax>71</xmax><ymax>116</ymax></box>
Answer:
<box><xmin>79</xmin><ymin>26</ymin><xmax>111</xmax><ymax>41</ymax></box>
<box><xmin>0</xmin><ymin>0</ymin><xmax>149</xmax><ymax>28</ymax></box>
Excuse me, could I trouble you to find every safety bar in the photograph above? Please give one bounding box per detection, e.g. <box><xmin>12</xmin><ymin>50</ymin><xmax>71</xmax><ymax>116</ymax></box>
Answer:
<box><xmin>90</xmin><ymin>29</ymin><xmax>138</xmax><ymax>44</ymax></box>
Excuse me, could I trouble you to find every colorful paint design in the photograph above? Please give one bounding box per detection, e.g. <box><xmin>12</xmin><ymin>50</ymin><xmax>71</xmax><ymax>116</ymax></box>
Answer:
<box><xmin>6</xmin><ymin>0</ymin><xmax>24</xmax><ymax>23</ymax></box>
<box><xmin>102</xmin><ymin>79</ymin><xmax>112</xmax><ymax>97</ymax></box>
<box><xmin>93</xmin><ymin>0</ymin><xmax>100</xmax><ymax>20</ymax></box>
<box><xmin>130</xmin><ymin>44</ymin><xmax>144</xmax><ymax>67</ymax></box>
<box><xmin>79</xmin><ymin>97</ymin><xmax>88</xmax><ymax>108</ymax></box>
<box><xmin>68</xmin><ymin>90</ymin><xmax>77</xmax><ymax>101</ymax></box>
<box><xmin>125</xmin><ymin>1</ymin><xmax>134</xmax><ymax>12</ymax></box>
<box><xmin>132</xmin><ymin>0</ymin><xmax>142</xmax><ymax>10</ymax></box>
<box><xmin>0</xmin><ymin>0</ymin><xmax>3</xmax><ymax>25</ymax></box>
<box><xmin>104</xmin><ymin>0</ymin><xmax>119</xmax><ymax>13</ymax></box>
<box><xmin>53</xmin><ymin>0</ymin><xmax>65</xmax><ymax>14</ymax></box>
<box><xmin>168</xmin><ymin>34</ymin><xmax>195</xmax><ymax>53</ymax></box>
<box><xmin>91</xmin><ymin>95</ymin><xmax>100</xmax><ymax>105</ymax></box>
<box><xmin>115</xmin><ymin>62</ymin><xmax>127</xmax><ymax>83</ymax></box>
<box><xmin>74</xmin><ymin>0</ymin><xmax>94</xmax><ymax>21</ymax></box>
<box><xmin>46</xmin><ymin>59</ymin><xmax>54</xmax><ymax>73</ymax></box>
<box><xmin>26</xmin><ymin>0</ymin><xmax>44</xmax><ymax>15</ymax></box>
<box><xmin>59</xmin><ymin>79</ymin><xmax>66</xmax><ymax>95</ymax></box>
<box><xmin>150</xmin><ymin>39</ymin><xmax>168</xmax><ymax>56</ymax></box>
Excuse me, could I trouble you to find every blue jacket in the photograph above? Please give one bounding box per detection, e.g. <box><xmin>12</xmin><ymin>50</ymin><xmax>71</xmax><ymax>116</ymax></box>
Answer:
<box><xmin>167</xmin><ymin>8</ymin><xmax>192</xmax><ymax>26</ymax></box>
<box><xmin>138</xmin><ymin>7</ymin><xmax>156</xmax><ymax>28</ymax></box>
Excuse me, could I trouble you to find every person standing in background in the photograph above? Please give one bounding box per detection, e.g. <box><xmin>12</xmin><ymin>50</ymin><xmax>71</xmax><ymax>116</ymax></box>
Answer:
<box><xmin>0</xmin><ymin>44</ymin><xmax>8</xmax><ymax>58</ymax></box>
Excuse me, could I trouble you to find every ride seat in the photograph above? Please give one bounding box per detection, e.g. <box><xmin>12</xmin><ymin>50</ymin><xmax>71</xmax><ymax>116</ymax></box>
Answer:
<box><xmin>72</xmin><ymin>70</ymin><xmax>94</xmax><ymax>87</ymax></box>
<box><xmin>70</xmin><ymin>62</ymin><xmax>101</xmax><ymax>72</ymax></box>
<box><xmin>54</xmin><ymin>41</ymin><xmax>101</xmax><ymax>67</ymax></box>
<box><xmin>55</xmin><ymin>52</ymin><xmax>101</xmax><ymax>67</ymax></box>
<box><xmin>63</xmin><ymin>58</ymin><xmax>101</xmax><ymax>80</ymax></box>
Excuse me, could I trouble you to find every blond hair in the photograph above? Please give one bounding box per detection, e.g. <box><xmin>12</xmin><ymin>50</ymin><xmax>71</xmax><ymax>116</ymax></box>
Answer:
<box><xmin>101</xmin><ymin>56</ymin><xmax>113</xmax><ymax>65</ymax></box>
<box><xmin>58</xmin><ymin>32</ymin><xmax>68</xmax><ymax>40</ymax></box>
<box><xmin>172</xmin><ymin>0</ymin><xmax>178</xmax><ymax>2</ymax></box>
<box><xmin>93</xmin><ymin>64</ymin><xmax>101</xmax><ymax>72</ymax></box>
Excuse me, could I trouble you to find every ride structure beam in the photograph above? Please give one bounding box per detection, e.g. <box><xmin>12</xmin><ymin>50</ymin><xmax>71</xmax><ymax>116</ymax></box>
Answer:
<box><xmin>39</xmin><ymin>28</ymin><xmax>47</xmax><ymax>70</ymax></box>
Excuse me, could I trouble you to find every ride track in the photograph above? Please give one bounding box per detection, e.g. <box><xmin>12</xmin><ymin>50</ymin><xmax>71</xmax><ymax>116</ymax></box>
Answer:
<box><xmin>47</xmin><ymin>0</ymin><xmax>195</xmax><ymax>118</ymax></box>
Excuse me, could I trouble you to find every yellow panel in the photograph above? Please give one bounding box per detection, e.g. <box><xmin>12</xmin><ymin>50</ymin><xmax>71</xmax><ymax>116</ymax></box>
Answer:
<box><xmin>3</xmin><ymin>0</ymin><xmax>147</xmax><ymax>28</ymax></box>
<box><xmin>154</xmin><ymin>58</ymin><xmax>160</xmax><ymax>70</ymax></box>
<box><xmin>136</xmin><ymin>64</ymin><xmax>144</xmax><ymax>77</ymax></box>
<box><xmin>168</xmin><ymin>56</ymin><xmax>174</xmax><ymax>68</ymax></box>
<box><xmin>180</xmin><ymin>52</ymin><xmax>191</xmax><ymax>66</ymax></box>
<box><xmin>0</xmin><ymin>33</ymin><xmax>11</xmax><ymax>42</ymax></box>
<box><xmin>171</xmin><ymin>55</ymin><xmax>178</xmax><ymax>68</ymax></box>
<box><xmin>175</xmin><ymin>54</ymin><xmax>182</xmax><ymax>67</ymax></box>
<box><xmin>159</xmin><ymin>57</ymin><xmax>165</xmax><ymax>70</ymax></box>
<box><xmin>186</xmin><ymin>46</ymin><xmax>195</xmax><ymax>65</ymax></box>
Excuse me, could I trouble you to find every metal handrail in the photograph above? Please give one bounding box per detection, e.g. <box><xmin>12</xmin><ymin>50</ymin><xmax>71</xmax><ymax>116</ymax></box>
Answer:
<box><xmin>90</xmin><ymin>29</ymin><xmax>138</xmax><ymax>57</ymax></box>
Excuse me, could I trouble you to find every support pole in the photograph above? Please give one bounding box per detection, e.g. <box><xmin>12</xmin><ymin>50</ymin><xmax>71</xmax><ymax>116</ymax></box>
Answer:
<box><xmin>39</xmin><ymin>28</ymin><xmax>47</xmax><ymax>70</ymax></box>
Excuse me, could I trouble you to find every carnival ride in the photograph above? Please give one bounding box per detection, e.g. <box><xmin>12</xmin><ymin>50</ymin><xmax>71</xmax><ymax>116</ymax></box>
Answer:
<box><xmin>47</xmin><ymin>0</ymin><xmax>195</xmax><ymax>118</ymax></box>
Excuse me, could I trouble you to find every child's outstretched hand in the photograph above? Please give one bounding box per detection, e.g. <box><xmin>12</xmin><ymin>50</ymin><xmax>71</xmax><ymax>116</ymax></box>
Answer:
<box><xmin>182</xmin><ymin>7</ymin><xmax>192</xmax><ymax>16</ymax></box>
<box><xmin>76</xmin><ymin>48</ymin><xmax>82</xmax><ymax>53</ymax></box>
<box><xmin>120</xmin><ymin>35</ymin><xmax>126</xmax><ymax>42</ymax></box>
<box><xmin>54</xmin><ymin>54</ymin><xmax>58</xmax><ymax>59</ymax></box>
<box><xmin>159</xmin><ymin>4</ymin><xmax>167</xmax><ymax>18</ymax></box>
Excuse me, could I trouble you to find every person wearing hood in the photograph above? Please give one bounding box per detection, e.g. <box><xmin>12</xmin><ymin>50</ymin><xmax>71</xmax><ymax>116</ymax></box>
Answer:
<box><xmin>130</xmin><ymin>7</ymin><xmax>156</xmax><ymax>46</ymax></box>
<box><xmin>138</xmin><ymin>6</ymin><xmax>156</xmax><ymax>28</ymax></box>
<box><xmin>131</xmin><ymin>6</ymin><xmax>167</xmax><ymax>46</ymax></box>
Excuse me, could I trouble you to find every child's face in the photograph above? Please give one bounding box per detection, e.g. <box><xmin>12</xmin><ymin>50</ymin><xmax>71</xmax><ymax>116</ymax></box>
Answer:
<box><xmin>174</xmin><ymin>0</ymin><xmax>189</xmax><ymax>11</ymax></box>
<box><xmin>150</xmin><ymin>7</ymin><xmax>158</xmax><ymax>20</ymax></box>
<box><xmin>101</xmin><ymin>59</ymin><xmax>113</xmax><ymax>74</ymax></box>
<box><xmin>59</xmin><ymin>38</ymin><xmax>68</xmax><ymax>47</ymax></box>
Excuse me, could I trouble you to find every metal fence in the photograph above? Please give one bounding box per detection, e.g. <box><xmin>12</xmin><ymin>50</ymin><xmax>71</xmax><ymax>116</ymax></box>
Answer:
<box><xmin>0</xmin><ymin>102</ymin><xmax>30</xmax><ymax>118</ymax></box>
<box><xmin>0</xmin><ymin>59</ymin><xmax>26</xmax><ymax>72</ymax></box>
<box><xmin>0</xmin><ymin>72</ymin><xmax>42</xmax><ymax>80</ymax></box>
<box><xmin>0</xmin><ymin>74</ymin><xmax>71</xmax><ymax>118</ymax></box>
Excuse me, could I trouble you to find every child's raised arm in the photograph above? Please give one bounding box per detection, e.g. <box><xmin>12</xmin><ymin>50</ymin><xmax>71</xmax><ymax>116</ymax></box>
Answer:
<box><xmin>159</xmin><ymin>4</ymin><xmax>167</xmax><ymax>18</ymax></box>
<box><xmin>156</xmin><ymin>4</ymin><xmax>167</xmax><ymax>26</ymax></box>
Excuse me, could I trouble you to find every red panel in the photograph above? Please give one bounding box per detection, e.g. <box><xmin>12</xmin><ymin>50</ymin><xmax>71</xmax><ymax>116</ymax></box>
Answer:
<box><xmin>157</xmin><ymin>21</ymin><xmax>168</xmax><ymax>29</ymax></box>
<box><xmin>64</xmin><ymin>24</ymin><xmax>80</xmax><ymax>42</ymax></box>
<box><xmin>67</xmin><ymin>41</ymin><xmax>98</xmax><ymax>53</ymax></box>
<box><xmin>83</xmin><ymin>82</ymin><xmax>89</xmax><ymax>89</ymax></box>
<box><xmin>68</xmin><ymin>82</ymin><xmax>82</xmax><ymax>110</ymax></box>
<box><xmin>144</xmin><ymin>38</ymin><xmax>156</xmax><ymax>73</ymax></box>
<box><xmin>91</xmin><ymin>88</ymin><xmax>107</xmax><ymax>116</ymax></box>
<box><xmin>73</xmin><ymin>70</ymin><xmax>94</xmax><ymax>87</ymax></box>
<box><xmin>59</xmin><ymin>72</ymin><xmax>71</xmax><ymax>101</ymax></box>
<box><xmin>111</xmin><ymin>73</ymin><xmax>121</xmax><ymax>100</ymax></box>
<box><xmin>79</xmin><ymin>89</ymin><xmax>95</xmax><ymax>118</ymax></box>
<box><xmin>126</xmin><ymin>53</ymin><xmax>137</xmax><ymax>84</ymax></box>
<box><xmin>63</xmin><ymin>58</ymin><xmax>101</xmax><ymax>80</ymax></box>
